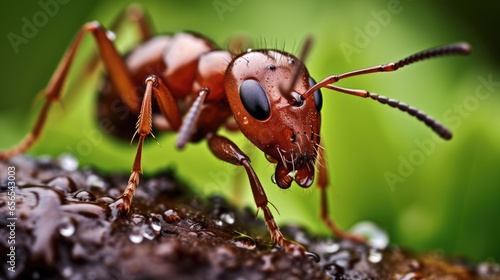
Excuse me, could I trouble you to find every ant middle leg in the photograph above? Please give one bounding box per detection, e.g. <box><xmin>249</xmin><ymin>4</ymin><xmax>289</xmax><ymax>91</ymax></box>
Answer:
<box><xmin>112</xmin><ymin>74</ymin><xmax>182</xmax><ymax>213</ymax></box>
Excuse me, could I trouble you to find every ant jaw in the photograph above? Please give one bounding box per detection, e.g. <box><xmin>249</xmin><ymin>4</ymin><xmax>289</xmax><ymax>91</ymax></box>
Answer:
<box><xmin>272</xmin><ymin>153</ymin><xmax>316</xmax><ymax>189</ymax></box>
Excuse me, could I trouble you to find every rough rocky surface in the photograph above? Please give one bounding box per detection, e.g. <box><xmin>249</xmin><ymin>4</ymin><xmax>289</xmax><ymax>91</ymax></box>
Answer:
<box><xmin>1</xmin><ymin>155</ymin><xmax>499</xmax><ymax>279</ymax></box>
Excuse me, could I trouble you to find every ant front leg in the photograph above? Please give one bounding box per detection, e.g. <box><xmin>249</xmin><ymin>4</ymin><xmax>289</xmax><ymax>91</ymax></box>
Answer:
<box><xmin>207</xmin><ymin>134</ymin><xmax>305</xmax><ymax>256</ymax></box>
<box><xmin>316</xmin><ymin>141</ymin><xmax>366</xmax><ymax>243</ymax></box>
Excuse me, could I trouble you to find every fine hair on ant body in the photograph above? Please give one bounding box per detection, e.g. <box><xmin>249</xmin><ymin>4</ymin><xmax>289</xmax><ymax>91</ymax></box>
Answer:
<box><xmin>0</xmin><ymin>5</ymin><xmax>471</xmax><ymax>254</ymax></box>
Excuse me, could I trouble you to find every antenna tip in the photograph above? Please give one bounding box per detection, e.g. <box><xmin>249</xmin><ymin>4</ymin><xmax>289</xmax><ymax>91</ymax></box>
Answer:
<box><xmin>454</xmin><ymin>42</ymin><xmax>472</xmax><ymax>55</ymax></box>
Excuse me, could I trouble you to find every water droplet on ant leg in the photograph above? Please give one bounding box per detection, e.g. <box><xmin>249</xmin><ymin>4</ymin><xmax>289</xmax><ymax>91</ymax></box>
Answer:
<box><xmin>242</xmin><ymin>116</ymin><xmax>249</xmax><ymax>125</ymax></box>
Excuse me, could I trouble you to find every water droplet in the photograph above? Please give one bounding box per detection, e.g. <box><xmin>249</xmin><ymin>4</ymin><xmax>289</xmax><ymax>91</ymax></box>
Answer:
<box><xmin>86</xmin><ymin>174</ymin><xmax>106</xmax><ymax>189</ymax></box>
<box><xmin>46</xmin><ymin>176</ymin><xmax>76</xmax><ymax>193</ymax></box>
<box><xmin>59</xmin><ymin>217</ymin><xmax>75</xmax><ymax>237</ymax></box>
<box><xmin>242</xmin><ymin>116</ymin><xmax>249</xmax><ymax>125</ymax></box>
<box><xmin>130</xmin><ymin>213</ymin><xmax>145</xmax><ymax>225</ymax></box>
<box><xmin>129</xmin><ymin>227</ymin><xmax>144</xmax><ymax>244</ymax></box>
<box><xmin>150</xmin><ymin>217</ymin><xmax>162</xmax><ymax>232</ymax></box>
<box><xmin>478</xmin><ymin>262</ymin><xmax>500</xmax><ymax>276</ymax></box>
<box><xmin>329</xmin><ymin>250</ymin><xmax>352</xmax><ymax>269</ymax></box>
<box><xmin>58</xmin><ymin>153</ymin><xmax>78</xmax><ymax>171</ymax></box>
<box><xmin>61</xmin><ymin>266</ymin><xmax>73</xmax><ymax>278</ymax></box>
<box><xmin>321</xmin><ymin>240</ymin><xmax>340</xmax><ymax>254</ymax></box>
<box><xmin>142</xmin><ymin>225</ymin><xmax>156</xmax><ymax>240</ymax></box>
<box><xmin>368</xmin><ymin>248</ymin><xmax>383</xmax><ymax>263</ymax></box>
<box><xmin>349</xmin><ymin>221</ymin><xmax>389</xmax><ymax>249</ymax></box>
<box><xmin>399</xmin><ymin>272</ymin><xmax>420</xmax><ymax>280</ymax></box>
<box><xmin>189</xmin><ymin>221</ymin><xmax>207</xmax><ymax>230</ymax></box>
<box><xmin>73</xmin><ymin>190</ymin><xmax>95</xmax><ymax>202</ymax></box>
<box><xmin>214</xmin><ymin>219</ymin><xmax>223</xmax><ymax>226</ymax></box>
<box><xmin>305</xmin><ymin>251</ymin><xmax>320</xmax><ymax>263</ymax></box>
<box><xmin>220</xmin><ymin>212</ymin><xmax>235</xmax><ymax>224</ymax></box>
<box><xmin>163</xmin><ymin>209</ymin><xmax>181</xmax><ymax>223</ymax></box>
<box><xmin>106</xmin><ymin>30</ymin><xmax>116</xmax><ymax>41</ymax></box>
<box><xmin>271</xmin><ymin>173</ymin><xmax>277</xmax><ymax>184</ymax></box>
<box><xmin>232</xmin><ymin>235</ymin><xmax>256</xmax><ymax>250</ymax></box>
<box><xmin>96</xmin><ymin>196</ymin><xmax>114</xmax><ymax>204</ymax></box>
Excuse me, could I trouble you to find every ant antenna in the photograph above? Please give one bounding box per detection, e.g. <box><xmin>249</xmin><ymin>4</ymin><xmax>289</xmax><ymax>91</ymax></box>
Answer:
<box><xmin>279</xmin><ymin>36</ymin><xmax>314</xmax><ymax>104</ymax></box>
<box><xmin>302</xmin><ymin>42</ymin><xmax>471</xmax><ymax>139</ymax></box>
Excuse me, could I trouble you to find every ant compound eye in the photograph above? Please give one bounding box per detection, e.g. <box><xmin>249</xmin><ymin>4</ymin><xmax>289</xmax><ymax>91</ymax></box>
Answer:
<box><xmin>308</xmin><ymin>77</ymin><xmax>323</xmax><ymax>112</ymax></box>
<box><xmin>239</xmin><ymin>79</ymin><xmax>271</xmax><ymax>120</ymax></box>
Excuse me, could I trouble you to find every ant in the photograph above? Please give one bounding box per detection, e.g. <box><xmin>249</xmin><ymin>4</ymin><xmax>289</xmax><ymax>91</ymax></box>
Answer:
<box><xmin>0</xmin><ymin>5</ymin><xmax>470</xmax><ymax>254</ymax></box>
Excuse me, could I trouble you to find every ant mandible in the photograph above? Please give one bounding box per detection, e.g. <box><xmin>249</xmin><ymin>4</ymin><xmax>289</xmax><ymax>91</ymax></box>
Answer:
<box><xmin>0</xmin><ymin>5</ymin><xmax>470</xmax><ymax>254</ymax></box>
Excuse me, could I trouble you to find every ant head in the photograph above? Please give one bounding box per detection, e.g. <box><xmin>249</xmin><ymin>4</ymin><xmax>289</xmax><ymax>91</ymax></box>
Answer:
<box><xmin>225</xmin><ymin>49</ymin><xmax>323</xmax><ymax>189</ymax></box>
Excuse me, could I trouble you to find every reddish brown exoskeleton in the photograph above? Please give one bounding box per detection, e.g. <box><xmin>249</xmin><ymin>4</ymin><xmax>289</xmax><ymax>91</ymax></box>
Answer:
<box><xmin>0</xmin><ymin>5</ymin><xmax>470</xmax><ymax>254</ymax></box>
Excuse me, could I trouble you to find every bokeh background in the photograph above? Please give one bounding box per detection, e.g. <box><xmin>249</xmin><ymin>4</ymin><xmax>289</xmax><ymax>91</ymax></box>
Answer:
<box><xmin>1</xmin><ymin>0</ymin><xmax>499</xmax><ymax>262</ymax></box>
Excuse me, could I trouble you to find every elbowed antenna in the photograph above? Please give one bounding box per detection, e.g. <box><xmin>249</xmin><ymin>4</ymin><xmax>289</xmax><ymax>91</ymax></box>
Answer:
<box><xmin>302</xmin><ymin>42</ymin><xmax>471</xmax><ymax>139</ymax></box>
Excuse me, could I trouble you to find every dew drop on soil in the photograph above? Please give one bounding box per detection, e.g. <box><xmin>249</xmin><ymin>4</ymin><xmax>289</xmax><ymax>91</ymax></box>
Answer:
<box><xmin>368</xmin><ymin>248</ymin><xmax>383</xmax><ymax>263</ymax></box>
<box><xmin>321</xmin><ymin>240</ymin><xmax>340</xmax><ymax>254</ymax></box>
<box><xmin>58</xmin><ymin>153</ymin><xmax>79</xmax><ymax>171</ymax></box>
<box><xmin>478</xmin><ymin>262</ymin><xmax>500</xmax><ymax>276</ymax></box>
<box><xmin>142</xmin><ymin>225</ymin><xmax>156</xmax><ymax>240</ymax></box>
<box><xmin>61</xmin><ymin>266</ymin><xmax>73</xmax><ymax>278</ymax></box>
<box><xmin>96</xmin><ymin>196</ymin><xmax>114</xmax><ymax>204</ymax></box>
<box><xmin>130</xmin><ymin>213</ymin><xmax>146</xmax><ymax>225</ymax></box>
<box><xmin>73</xmin><ymin>190</ymin><xmax>96</xmax><ymax>202</ymax></box>
<box><xmin>305</xmin><ymin>251</ymin><xmax>320</xmax><ymax>263</ymax></box>
<box><xmin>46</xmin><ymin>176</ymin><xmax>76</xmax><ymax>193</ymax></box>
<box><xmin>399</xmin><ymin>272</ymin><xmax>419</xmax><ymax>280</ymax></box>
<box><xmin>232</xmin><ymin>234</ymin><xmax>256</xmax><ymax>250</ymax></box>
<box><xmin>220</xmin><ymin>212</ymin><xmax>235</xmax><ymax>224</ymax></box>
<box><xmin>349</xmin><ymin>221</ymin><xmax>389</xmax><ymax>249</ymax></box>
<box><xmin>150</xmin><ymin>217</ymin><xmax>162</xmax><ymax>232</ymax></box>
<box><xmin>129</xmin><ymin>227</ymin><xmax>144</xmax><ymax>244</ymax></box>
<box><xmin>59</xmin><ymin>217</ymin><xmax>76</xmax><ymax>237</ymax></box>
<box><xmin>163</xmin><ymin>209</ymin><xmax>181</xmax><ymax>223</ymax></box>
<box><xmin>329</xmin><ymin>250</ymin><xmax>352</xmax><ymax>269</ymax></box>
<box><xmin>86</xmin><ymin>174</ymin><xmax>106</xmax><ymax>189</ymax></box>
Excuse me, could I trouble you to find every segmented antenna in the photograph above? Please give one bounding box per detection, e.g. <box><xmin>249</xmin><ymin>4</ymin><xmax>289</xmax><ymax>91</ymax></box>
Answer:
<box><xmin>302</xmin><ymin>42</ymin><xmax>471</xmax><ymax>139</ymax></box>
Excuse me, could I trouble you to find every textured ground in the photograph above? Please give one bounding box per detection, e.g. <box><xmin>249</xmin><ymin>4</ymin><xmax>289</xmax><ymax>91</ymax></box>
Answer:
<box><xmin>0</xmin><ymin>155</ymin><xmax>499</xmax><ymax>279</ymax></box>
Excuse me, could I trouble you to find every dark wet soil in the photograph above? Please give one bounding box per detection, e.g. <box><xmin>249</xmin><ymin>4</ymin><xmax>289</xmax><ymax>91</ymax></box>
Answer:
<box><xmin>1</xmin><ymin>155</ymin><xmax>499</xmax><ymax>279</ymax></box>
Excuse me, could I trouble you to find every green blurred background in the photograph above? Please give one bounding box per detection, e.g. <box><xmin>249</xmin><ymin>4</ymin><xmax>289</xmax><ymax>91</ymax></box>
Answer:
<box><xmin>1</xmin><ymin>0</ymin><xmax>499</xmax><ymax>262</ymax></box>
